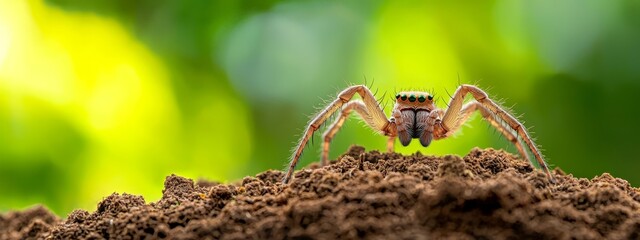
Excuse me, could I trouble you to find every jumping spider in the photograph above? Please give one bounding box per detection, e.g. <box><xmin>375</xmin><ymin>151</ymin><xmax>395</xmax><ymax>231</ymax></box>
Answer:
<box><xmin>283</xmin><ymin>84</ymin><xmax>554</xmax><ymax>184</ymax></box>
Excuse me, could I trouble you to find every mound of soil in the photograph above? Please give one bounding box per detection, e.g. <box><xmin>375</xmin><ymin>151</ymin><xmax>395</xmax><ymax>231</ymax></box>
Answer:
<box><xmin>2</xmin><ymin>146</ymin><xmax>640</xmax><ymax>239</ymax></box>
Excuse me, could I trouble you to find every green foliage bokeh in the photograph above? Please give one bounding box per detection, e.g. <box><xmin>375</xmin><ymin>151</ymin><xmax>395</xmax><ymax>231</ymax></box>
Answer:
<box><xmin>1</xmin><ymin>0</ymin><xmax>640</xmax><ymax>216</ymax></box>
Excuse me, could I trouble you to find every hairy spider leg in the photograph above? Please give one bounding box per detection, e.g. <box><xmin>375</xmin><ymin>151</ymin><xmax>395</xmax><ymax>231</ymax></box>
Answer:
<box><xmin>438</xmin><ymin>85</ymin><xmax>555</xmax><ymax>183</ymax></box>
<box><xmin>386</xmin><ymin>136</ymin><xmax>395</xmax><ymax>153</ymax></box>
<box><xmin>322</xmin><ymin>100</ymin><xmax>375</xmax><ymax>166</ymax></box>
<box><xmin>322</xmin><ymin>100</ymin><xmax>401</xmax><ymax>166</ymax></box>
<box><xmin>441</xmin><ymin>101</ymin><xmax>529</xmax><ymax>164</ymax></box>
<box><xmin>284</xmin><ymin>85</ymin><xmax>392</xmax><ymax>184</ymax></box>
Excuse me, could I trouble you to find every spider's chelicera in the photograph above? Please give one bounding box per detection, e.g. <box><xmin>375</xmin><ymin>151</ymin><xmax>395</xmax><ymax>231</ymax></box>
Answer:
<box><xmin>283</xmin><ymin>84</ymin><xmax>554</xmax><ymax>184</ymax></box>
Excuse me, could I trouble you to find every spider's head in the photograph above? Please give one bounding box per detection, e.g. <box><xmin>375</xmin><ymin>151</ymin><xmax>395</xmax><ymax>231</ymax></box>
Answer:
<box><xmin>393</xmin><ymin>91</ymin><xmax>436</xmax><ymax>147</ymax></box>
<box><xmin>394</xmin><ymin>91</ymin><xmax>435</xmax><ymax>110</ymax></box>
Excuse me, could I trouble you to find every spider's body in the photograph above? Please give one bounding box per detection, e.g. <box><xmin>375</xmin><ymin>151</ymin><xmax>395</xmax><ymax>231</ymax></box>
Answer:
<box><xmin>392</xmin><ymin>91</ymin><xmax>437</xmax><ymax>147</ymax></box>
<box><xmin>283</xmin><ymin>84</ymin><xmax>555</xmax><ymax>184</ymax></box>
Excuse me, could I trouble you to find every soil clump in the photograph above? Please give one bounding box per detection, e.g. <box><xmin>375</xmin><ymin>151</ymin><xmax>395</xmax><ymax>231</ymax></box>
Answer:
<box><xmin>2</xmin><ymin>146</ymin><xmax>639</xmax><ymax>239</ymax></box>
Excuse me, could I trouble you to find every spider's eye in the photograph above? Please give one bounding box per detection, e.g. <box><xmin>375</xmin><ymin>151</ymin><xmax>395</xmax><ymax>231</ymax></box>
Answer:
<box><xmin>418</xmin><ymin>96</ymin><xmax>426</xmax><ymax>102</ymax></box>
<box><xmin>427</xmin><ymin>95</ymin><xmax>434</xmax><ymax>100</ymax></box>
<box><xmin>408</xmin><ymin>95</ymin><xmax>416</xmax><ymax>102</ymax></box>
<box><xmin>400</xmin><ymin>94</ymin><xmax>407</xmax><ymax>101</ymax></box>
<box><xmin>395</xmin><ymin>94</ymin><xmax>400</xmax><ymax>99</ymax></box>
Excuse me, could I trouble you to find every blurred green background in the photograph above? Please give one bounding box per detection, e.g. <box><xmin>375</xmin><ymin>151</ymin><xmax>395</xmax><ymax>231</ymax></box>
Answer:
<box><xmin>1</xmin><ymin>0</ymin><xmax>640</xmax><ymax>216</ymax></box>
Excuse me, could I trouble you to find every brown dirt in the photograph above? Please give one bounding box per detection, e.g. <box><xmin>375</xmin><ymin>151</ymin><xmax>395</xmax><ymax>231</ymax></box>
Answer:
<box><xmin>2</xmin><ymin>146</ymin><xmax>640</xmax><ymax>239</ymax></box>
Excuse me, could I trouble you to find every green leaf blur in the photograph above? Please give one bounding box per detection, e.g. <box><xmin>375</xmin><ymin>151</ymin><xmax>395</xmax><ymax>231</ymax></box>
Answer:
<box><xmin>1</xmin><ymin>0</ymin><xmax>639</xmax><ymax>216</ymax></box>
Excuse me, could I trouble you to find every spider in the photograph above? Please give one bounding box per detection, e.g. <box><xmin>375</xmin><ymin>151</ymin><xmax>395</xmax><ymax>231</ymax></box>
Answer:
<box><xmin>282</xmin><ymin>84</ymin><xmax>555</xmax><ymax>184</ymax></box>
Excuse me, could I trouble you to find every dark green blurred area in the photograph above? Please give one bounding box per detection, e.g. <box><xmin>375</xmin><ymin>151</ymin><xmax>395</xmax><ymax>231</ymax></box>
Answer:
<box><xmin>1</xmin><ymin>0</ymin><xmax>639</xmax><ymax>216</ymax></box>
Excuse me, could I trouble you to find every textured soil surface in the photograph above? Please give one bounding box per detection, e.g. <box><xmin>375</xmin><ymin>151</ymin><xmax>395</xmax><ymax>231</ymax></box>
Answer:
<box><xmin>2</xmin><ymin>146</ymin><xmax>640</xmax><ymax>239</ymax></box>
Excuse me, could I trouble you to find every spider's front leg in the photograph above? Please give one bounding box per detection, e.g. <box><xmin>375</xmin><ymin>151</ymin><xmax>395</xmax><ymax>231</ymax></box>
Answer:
<box><xmin>440</xmin><ymin>84</ymin><xmax>555</xmax><ymax>183</ymax></box>
<box><xmin>284</xmin><ymin>85</ymin><xmax>392</xmax><ymax>184</ymax></box>
<box><xmin>322</xmin><ymin>100</ymin><xmax>395</xmax><ymax>166</ymax></box>
<box><xmin>446</xmin><ymin>101</ymin><xmax>530</xmax><ymax>164</ymax></box>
